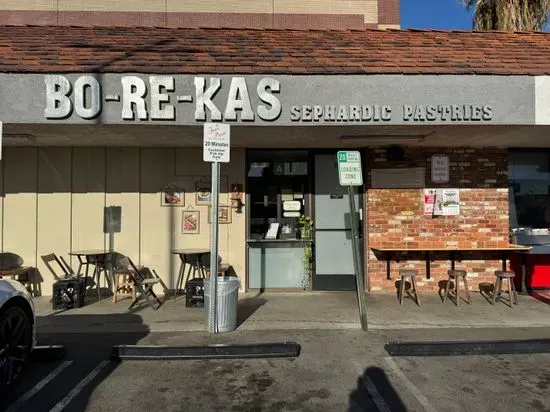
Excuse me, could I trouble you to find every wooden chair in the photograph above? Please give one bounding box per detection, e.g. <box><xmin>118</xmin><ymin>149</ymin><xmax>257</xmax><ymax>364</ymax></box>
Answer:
<box><xmin>200</xmin><ymin>253</ymin><xmax>232</xmax><ymax>277</ymax></box>
<box><xmin>113</xmin><ymin>254</ymin><xmax>162</xmax><ymax>311</ymax></box>
<box><xmin>112</xmin><ymin>262</ymin><xmax>138</xmax><ymax>304</ymax></box>
<box><xmin>58</xmin><ymin>255</ymin><xmax>77</xmax><ymax>277</ymax></box>
<box><xmin>41</xmin><ymin>253</ymin><xmax>71</xmax><ymax>281</ymax></box>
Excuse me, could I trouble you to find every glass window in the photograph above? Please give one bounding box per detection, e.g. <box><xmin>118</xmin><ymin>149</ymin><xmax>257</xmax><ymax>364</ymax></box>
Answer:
<box><xmin>509</xmin><ymin>150</ymin><xmax>550</xmax><ymax>229</ymax></box>
<box><xmin>247</xmin><ymin>150</ymin><xmax>309</xmax><ymax>240</ymax></box>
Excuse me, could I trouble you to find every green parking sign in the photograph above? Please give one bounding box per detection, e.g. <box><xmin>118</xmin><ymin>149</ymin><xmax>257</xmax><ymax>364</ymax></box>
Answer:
<box><xmin>337</xmin><ymin>151</ymin><xmax>363</xmax><ymax>186</ymax></box>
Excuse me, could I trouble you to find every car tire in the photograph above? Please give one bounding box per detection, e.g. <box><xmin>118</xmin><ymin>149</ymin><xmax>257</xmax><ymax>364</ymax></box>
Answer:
<box><xmin>0</xmin><ymin>305</ymin><xmax>32</xmax><ymax>387</ymax></box>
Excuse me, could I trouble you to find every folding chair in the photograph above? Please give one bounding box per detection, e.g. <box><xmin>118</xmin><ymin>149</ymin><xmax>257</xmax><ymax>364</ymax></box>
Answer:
<box><xmin>41</xmin><ymin>253</ymin><xmax>71</xmax><ymax>281</ymax></box>
<box><xmin>58</xmin><ymin>255</ymin><xmax>77</xmax><ymax>277</ymax></box>
<box><xmin>114</xmin><ymin>254</ymin><xmax>162</xmax><ymax>311</ymax></box>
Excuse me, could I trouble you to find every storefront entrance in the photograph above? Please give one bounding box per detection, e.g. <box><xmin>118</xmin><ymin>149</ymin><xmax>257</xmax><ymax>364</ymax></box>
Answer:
<box><xmin>245</xmin><ymin>149</ymin><xmax>364</xmax><ymax>291</ymax></box>
<box><xmin>312</xmin><ymin>153</ymin><xmax>363</xmax><ymax>291</ymax></box>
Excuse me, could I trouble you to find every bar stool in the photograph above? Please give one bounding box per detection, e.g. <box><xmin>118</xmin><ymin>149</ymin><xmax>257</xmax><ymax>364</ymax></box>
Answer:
<box><xmin>492</xmin><ymin>271</ymin><xmax>517</xmax><ymax>308</ymax></box>
<box><xmin>398</xmin><ymin>269</ymin><xmax>421</xmax><ymax>306</ymax></box>
<box><xmin>443</xmin><ymin>269</ymin><xmax>472</xmax><ymax>306</ymax></box>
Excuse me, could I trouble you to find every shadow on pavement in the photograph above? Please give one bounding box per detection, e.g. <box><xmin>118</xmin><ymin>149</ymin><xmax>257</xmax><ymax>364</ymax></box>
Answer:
<box><xmin>348</xmin><ymin>366</ymin><xmax>408</xmax><ymax>412</ymax></box>
<box><xmin>236</xmin><ymin>292</ymin><xmax>267</xmax><ymax>327</ymax></box>
<box><xmin>530</xmin><ymin>291</ymin><xmax>550</xmax><ymax>305</ymax></box>
<box><xmin>0</xmin><ymin>313</ymin><xmax>149</xmax><ymax>411</ymax></box>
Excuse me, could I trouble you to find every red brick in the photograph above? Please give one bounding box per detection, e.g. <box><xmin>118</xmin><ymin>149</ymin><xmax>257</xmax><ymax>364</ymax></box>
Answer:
<box><xmin>364</xmin><ymin>147</ymin><xmax>509</xmax><ymax>293</ymax></box>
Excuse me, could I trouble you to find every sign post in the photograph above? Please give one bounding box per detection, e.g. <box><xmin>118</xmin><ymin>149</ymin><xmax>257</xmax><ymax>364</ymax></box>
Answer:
<box><xmin>103</xmin><ymin>206</ymin><xmax>121</xmax><ymax>298</ymax></box>
<box><xmin>203</xmin><ymin>122</ymin><xmax>230</xmax><ymax>334</ymax></box>
<box><xmin>337</xmin><ymin>151</ymin><xmax>367</xmax><ymax>331</ymax></box>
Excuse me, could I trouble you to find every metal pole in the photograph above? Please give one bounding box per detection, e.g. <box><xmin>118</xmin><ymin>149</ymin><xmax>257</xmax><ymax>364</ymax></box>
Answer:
<box><xmin>108</xmin><ymin>230</ymin><xmax>114</xmax><ymax>295</ymax></box>
<box><xmin>208</xmin><ymin>161</ymin><xmax>220</xmax><ymax>334</ymax></box>
<box><xmin>348</xmin><ymin>186</ymin><xmax>368</xmax><ymax>331</ymax></box>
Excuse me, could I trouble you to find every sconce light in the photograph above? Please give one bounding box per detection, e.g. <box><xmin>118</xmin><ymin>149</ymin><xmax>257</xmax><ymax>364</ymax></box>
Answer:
<box><xmin>230</xmin><ymin>183</ymin><xmax>244</xmax><ymax>214</ymax></box>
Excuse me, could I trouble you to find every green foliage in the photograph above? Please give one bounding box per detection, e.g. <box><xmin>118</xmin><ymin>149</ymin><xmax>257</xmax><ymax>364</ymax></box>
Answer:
<box><xmin>298</xmin><ymin>214</ymin><xmax>314</xmax><ymax>289</ymax></box>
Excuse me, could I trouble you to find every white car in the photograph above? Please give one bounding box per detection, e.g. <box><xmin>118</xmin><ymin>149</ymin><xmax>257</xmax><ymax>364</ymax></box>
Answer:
<box><xmin>0</xmin><ymin>279</ymin><xmax>36</xmax><ymax>387</ymax></box>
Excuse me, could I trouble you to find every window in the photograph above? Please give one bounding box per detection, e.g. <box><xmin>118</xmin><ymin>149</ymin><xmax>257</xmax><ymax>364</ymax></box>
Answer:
<box><xmin>247</xmin><ymin>150</ymin><xmax>309</xmax><ymax>240</ymax></box>
<box><xmin>509</xmin><ymin>150</ymin><xmax>550</xmax><ymax>229</ymax></box>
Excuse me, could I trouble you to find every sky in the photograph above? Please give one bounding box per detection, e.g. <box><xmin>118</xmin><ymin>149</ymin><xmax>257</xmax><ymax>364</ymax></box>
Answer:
<box><xmin>400</xmin><ymin>0</ymin><xmax>475</xmax><ymax>30</ymax></box>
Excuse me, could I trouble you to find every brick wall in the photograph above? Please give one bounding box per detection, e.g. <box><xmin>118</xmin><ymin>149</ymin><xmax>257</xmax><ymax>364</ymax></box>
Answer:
<box><xmin>378</xmin><ymin>0</ymin><xmax>400</xmax><ymax>26</ymax></box>
<box><xmin>365</xmin><ymin>147</ymin><xmax>510</xmax><ymax>293</ymax></box>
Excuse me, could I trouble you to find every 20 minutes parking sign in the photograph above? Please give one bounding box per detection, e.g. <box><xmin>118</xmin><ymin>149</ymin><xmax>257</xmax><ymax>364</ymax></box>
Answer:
<box><xmin>337</xmin><ymin>151</ymin><xmax>363</xmax><ymax>186</ymax></box>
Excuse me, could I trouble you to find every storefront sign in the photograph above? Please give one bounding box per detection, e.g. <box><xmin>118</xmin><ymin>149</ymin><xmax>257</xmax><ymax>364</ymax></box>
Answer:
<box><xmin>431</xmin><ymin>155</ymin><xmax>449</xmax><ymax>183</ymax></box>
<box><xmin>0</xmin><ymin>74</ymin><xmax>538</xmax><ymax>125</ymax></box>
<box><xmin>337</xmin><ymin>151</ymin><xmax>363</xmax><ymax>186</ymax></box>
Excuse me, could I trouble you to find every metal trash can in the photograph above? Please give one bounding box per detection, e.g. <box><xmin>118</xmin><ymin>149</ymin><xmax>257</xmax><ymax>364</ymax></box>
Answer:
<box><xmin>204</xmin><ymin>276</ymin><xmax>240</xmax><ymax>332</ymax></box>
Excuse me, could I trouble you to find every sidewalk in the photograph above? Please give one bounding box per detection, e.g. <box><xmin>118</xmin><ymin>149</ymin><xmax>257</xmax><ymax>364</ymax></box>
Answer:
<box><xmin>34</xmin><ymin>289</ymin><xmax>550</xmax><ymax>334</ymax></box>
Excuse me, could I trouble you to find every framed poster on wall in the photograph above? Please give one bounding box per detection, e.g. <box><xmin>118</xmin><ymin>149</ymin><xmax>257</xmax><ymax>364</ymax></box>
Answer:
<box><xmin>182</xmin><ymin>210</ymin><xmax>200</xmax><ymax>234</ymax></box>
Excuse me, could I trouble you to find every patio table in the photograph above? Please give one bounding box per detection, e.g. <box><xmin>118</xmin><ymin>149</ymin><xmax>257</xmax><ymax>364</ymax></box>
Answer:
<box><xmin>69</xmin><ymin>250</ymin><xmax>114</xmax><ymax>300</ymax></box>
<box><xmin>371</xmin><ymin>245</ymin><xmax>532</xmax><ymax>294</ymax></box>
<box><xmin>171</xmin><ymin>249</ymin><xmax>210</xmax><ymax>297</ymax></box>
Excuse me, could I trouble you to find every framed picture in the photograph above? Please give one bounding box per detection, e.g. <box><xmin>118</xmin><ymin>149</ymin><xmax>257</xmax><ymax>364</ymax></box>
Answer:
<box><xmin>161</xmin><ymin>188</ymin><xmax>184</xmax><ymax>206</ymax></box>
<box><xmin>208</xmin><ymin>204</ymin><xmax>232</xmax><ymax>224</ymax></box>
<box><xmin>182</xmin><ymin>210</ymin><xmax>200</xmax><ymax>234</ymax></box>
<box><xmin>195</xmin><ymin>181</ymin><xmax>211</xmax><ymax>205</ymax></box>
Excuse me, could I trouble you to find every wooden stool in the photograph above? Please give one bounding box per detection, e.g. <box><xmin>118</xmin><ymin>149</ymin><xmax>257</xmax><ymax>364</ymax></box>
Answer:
<box><xmin>492</xmin><ymin>271</ymin><xmax>517</xmax><ymax>308</ymax></box>
<box><xmin>398</xmin><ymin>269</ymin><xmax>421</xmax><ymax>306</ymax></box>
<box><xmin>443</xmin><ymin>270</ymin><xmax>471</xmax><ymax>306</ymax></box>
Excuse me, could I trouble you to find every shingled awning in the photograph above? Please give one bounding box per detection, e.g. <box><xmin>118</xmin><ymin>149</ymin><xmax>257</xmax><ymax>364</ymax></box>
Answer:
<box><xmin>0</xmin><ymin>25</ymin><xmax>550</xmax><ymax>75</ymax></box>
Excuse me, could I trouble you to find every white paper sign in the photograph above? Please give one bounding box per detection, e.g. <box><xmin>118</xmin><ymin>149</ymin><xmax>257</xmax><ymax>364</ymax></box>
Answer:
<box><xmin>283</xmin><ymin>201</ymin><xmax>301</xmax><ymax>211</ymax></box>
<box><xmin>431</xmin><ymin>155</ymin><xmax>449</xmax><ymax>183</ymax></box>
<box><xmin>203</xmin><ymin>123</ymin><xmax>230</xmax><ymax>163</ymax></box>
<box><xmin>265</xmin><ymin>223</ymin><xmax>280</xmax><ymax>239</ymax></box>
<box><xmin>433</xmin><ymin>188</ymin><xmax>460</xmax><ymax>216</ymax></box>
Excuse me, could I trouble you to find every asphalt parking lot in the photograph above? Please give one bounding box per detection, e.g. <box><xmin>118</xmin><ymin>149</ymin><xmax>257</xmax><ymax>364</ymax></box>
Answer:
<box><xmin>2</xmin><ymin>329</ymin><xmax>550</xmax><ymax>412</ymax></box>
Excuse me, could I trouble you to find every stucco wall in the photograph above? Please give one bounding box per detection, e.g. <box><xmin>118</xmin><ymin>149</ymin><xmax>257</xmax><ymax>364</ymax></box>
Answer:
<box><xmin>0</xmin><ymin>147</ymin><xmax>246</xmax><ymax>297</ymax></box>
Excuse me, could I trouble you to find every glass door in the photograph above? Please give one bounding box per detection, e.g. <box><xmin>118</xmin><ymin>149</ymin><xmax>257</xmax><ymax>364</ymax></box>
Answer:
<box><xmin>313</xmin><ymin>153</ymin><xmax>362</xmax><ymax>290</ymax></box>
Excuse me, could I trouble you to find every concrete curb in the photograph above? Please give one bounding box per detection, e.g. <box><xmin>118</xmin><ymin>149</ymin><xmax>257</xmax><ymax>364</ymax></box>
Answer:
<box><xmin>385</xmin><ymin>338</ymin><xmax>550</xmax><ymax>356</ymax></box>
<box><xmin>111</xmin><ymin>342</ymin><xmax>301</xmax><ymax>360</ymax></box>
<box><xmin>30</xmin><ymin>345</ymin><xmax>66</xmax><ymax>361</ymax></box>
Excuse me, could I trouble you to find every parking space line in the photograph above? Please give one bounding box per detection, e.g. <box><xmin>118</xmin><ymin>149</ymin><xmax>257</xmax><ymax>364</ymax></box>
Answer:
<box><xmin>383</xmin><ymin>357</ymin><xmax>438</xmax><ymax>412</ymax></box>
<box><xmin>48</xmin><ymin>361</ymin><xmax>109</xmax><ymax>412</ymax></box>
<box><xmin>352</xmin><ymin>360</ymin><xmax>392</xmax><ymax>412</ymax></box>
<box><xmin>5</xmin><ymin>361</ymin><xmax>73</xmax><ymax>412</ymax></box>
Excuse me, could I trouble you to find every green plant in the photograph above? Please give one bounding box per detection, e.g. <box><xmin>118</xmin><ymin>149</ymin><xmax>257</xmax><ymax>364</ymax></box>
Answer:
<box><xmin>298</xmin><ymin>214</ymin><xmax>314</xmax><ymax>239</ymax></box>
<box><xmin>301</xmin><ymin>243</ymin><xmax>313</xmax><ymax>290</ymax></box>
<box><xmin>298</xmin><ymin>214</ymin><xmax>314</xmax><ymax>289</ymax></box>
